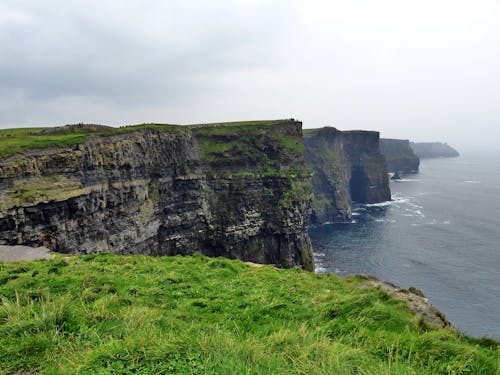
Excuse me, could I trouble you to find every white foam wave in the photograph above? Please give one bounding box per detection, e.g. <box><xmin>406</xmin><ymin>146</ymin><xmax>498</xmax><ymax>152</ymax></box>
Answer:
<box><xmin>464</xmin><ymin>180</ymin><xmax>481</xmax><ymax>184</ymax></box>
<box><xmin>392</xmin><ymin>196</ymin><xmax>410</xmax><ymax>204</ymax></box>
<box><xmin>314</xmin><ymin>252</ymin><xmax>326</xmax><ymax>257</ymax></box>
<box><xmin>364</xmin><ymin>200</ymin><xmax>392</xmax><ymax>207</ymax></box>
<box><xmin>414</xmin><ymin>210</ymin><xmax>425</xmax><ymax>218</ymax></box>
<box><xmin>315</xmin><ymin>265</ymin><xmax>328</xmax><ymax>273</ymax></box>
<box><xmin>375</xmin><ymin>218</ymin><xmax>397</xmax><ymax>223</ymax></box>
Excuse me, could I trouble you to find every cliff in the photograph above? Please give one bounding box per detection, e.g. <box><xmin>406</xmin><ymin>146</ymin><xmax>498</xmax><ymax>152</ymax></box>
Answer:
<box><xmin>410</xmin><ymin>142</ymin><xmax>460</xmax><ymax>158</ymax></box>
<box><xmin>0</xmin><ymin>120</ymin><xmax>313</xmax><ymax>270</ymax></box>
<box><xmin>380</xmin><ymin>138</ymin><xmax>420</xmax><ymax>173</ymax></box>
<box><xmin>304</xmin><ymin>127</ymin><xmax>391</xmax><ymax>224</ymax></box>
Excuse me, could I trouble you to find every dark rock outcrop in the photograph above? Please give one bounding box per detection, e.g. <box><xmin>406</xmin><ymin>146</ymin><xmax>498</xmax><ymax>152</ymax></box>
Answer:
<box><xmin>380</xmin><ymin>138</ymin><xmax>420</xmax><ymax>173</ymax></box>
<box><xmin>0</xmin><ymin>120</ymin><xmax>314</xmax><ymax>270</ymax></box>
<box><xmin>304</xmin><ymin>127</ymin><xmax>391</xmax><ymax>224</ymax></box>
<box><xmin>357</xmin><ymin>274</ymin><xmax>451</xmax><ymax>329</ymax></box>
<box><xmin>410</xmin><ymin>142</ymin><xmax>460</xmax><ymax>159</ymax></box>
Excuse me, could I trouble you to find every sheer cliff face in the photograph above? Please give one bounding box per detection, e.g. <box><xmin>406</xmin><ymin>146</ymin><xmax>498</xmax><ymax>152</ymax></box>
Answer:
<box><xmin>304</xmin><ymin>127</ymin><xmax>391</xmax><ymax>224</ymax></box>
<box><xmin>0</xmin><ymin>120</ymin><xmax>313</xmax><ymax>270</ymax></box>
<box><xmin>303</xmin><ymin>128</ymin><xmax>352</xmax><ymax>223</ymax></box>
<box><xmin>380</xmin><ymin>139</ymin><xmax>420</xmax><ymax>173</ymax></box>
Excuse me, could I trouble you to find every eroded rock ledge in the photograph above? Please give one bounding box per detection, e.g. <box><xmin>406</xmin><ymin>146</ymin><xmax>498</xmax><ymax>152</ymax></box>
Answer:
<box><xmin>357</xmin><ymin>274</ymin><xmax>451</xmax><ymax>329</ymax></box>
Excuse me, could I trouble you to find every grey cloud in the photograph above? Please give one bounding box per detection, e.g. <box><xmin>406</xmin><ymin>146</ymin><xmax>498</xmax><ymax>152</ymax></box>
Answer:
<box><xmin>0</xmin><ymin>0</ymin><xmax>296</xmax><ymax>103</ymax></box>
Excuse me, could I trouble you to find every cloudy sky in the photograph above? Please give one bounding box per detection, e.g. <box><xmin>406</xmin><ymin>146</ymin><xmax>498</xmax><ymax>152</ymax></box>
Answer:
<box><xmin>1</xmin><ymin>0</ymin><xmax>499</xmax><ymax>150</ymax></box>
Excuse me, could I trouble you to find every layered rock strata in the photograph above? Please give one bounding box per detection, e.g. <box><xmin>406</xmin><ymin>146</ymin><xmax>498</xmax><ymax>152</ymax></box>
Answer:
<box><xmin>304</xmin><ymin>127</ymin><xmax>391</xmax><ymax>224</ymax></box>
<box><xmin>0</xmin><ymin>120</ymin><xmax>314</xmax><ymax>270</ymax></box>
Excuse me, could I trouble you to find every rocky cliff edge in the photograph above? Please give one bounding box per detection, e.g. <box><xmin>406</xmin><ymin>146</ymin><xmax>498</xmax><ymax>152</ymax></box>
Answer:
<box><xmin>0</xmin><ymin>120</ymin><xmax>314</xmax><ymax>270</ymax></box>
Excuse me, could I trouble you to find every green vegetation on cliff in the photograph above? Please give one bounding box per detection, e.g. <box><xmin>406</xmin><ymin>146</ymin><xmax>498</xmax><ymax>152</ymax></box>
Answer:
<box><xmin>0</xmin><ymin>124</ymin><xmax>187</xmax><ymax>159</ymax></box>
<box><xmin>192</xmin><ymin>119</ymin><xmax>305</xmax><ymax>167</ymax></box>
<box><xmin>0</xmin><ymin>127</ymin><xmax>89</xmax><ymax>159</ymax></box>
<box><xmin>0</xmin><ymin>254</ymin><xmax>498</xmax><ymax>374</ymax></box>
<box><xmin>1</xmin><ymin>176</ymin><xmax>86</xmax><ymax>213</ymax></box>
<box><xmin>0</xmin><ymin>121</ymin><xmax>300</xmax><ymax>160</ymax></box>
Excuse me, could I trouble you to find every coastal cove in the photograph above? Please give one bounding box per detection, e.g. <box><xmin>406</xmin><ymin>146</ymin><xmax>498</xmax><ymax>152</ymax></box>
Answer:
<box><xmin>310</xmin><ymin>152</ymin><xmax>500</xmax><ymax>339</ymax></box>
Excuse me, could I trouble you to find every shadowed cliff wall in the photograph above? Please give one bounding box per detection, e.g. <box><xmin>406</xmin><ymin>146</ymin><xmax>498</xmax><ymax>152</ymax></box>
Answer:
<box><xmin>305</xmin><ymin>127</ymin><xmax>391</xmax><ymax>224</ymax></box>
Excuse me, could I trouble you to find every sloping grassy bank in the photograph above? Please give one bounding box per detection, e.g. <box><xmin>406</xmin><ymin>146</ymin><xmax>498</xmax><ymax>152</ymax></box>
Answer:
<box><xmin>0</xmin><ymin>254</ymin><xmax>498</xmax><ymax>374</ymax></box>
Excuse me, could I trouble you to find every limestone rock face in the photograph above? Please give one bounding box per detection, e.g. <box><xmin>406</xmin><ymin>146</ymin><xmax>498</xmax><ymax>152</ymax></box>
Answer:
<box><xmin>380</xmin><ymin>138</ymin><xmax>420</xmax><ymax>173</ymax></box>
<box><xmin>0</xmin><ymin>120</ymin><xmax>313</xmax><ymax>270</ymax></box>
<box><xmin>304</xmin><ymin>127</ymin><xmax>391</xmax><ymax>224</ymax></box>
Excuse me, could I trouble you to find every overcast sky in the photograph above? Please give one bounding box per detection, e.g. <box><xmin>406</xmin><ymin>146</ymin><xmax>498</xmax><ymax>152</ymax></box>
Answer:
<box><xmin>1</xmin><ymin>0</ymin><xmax>499</xmax><ymax>150</ymax></box>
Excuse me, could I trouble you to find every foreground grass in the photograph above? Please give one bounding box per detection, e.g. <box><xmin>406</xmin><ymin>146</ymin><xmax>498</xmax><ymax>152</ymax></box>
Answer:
<box><xmin>0</xmin><ymin>254</ymin><xmax>498</xmax><ymax>374</ymax></box>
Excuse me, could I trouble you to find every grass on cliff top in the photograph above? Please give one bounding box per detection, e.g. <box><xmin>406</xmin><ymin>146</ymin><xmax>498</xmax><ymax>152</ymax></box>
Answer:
<box><xmin>0</xmin><ymin>127</ymin><xmax>88</xmax><ymax>159</ymax></box>
<box><xmin>303</xmin><ymin>128</ymin><xmax>330</xmax><ymax>138</ymax></box>
<box><xmin>0</xmin><ymin>254</ymin><xmax>498</xmax><ymax>374</ymax></box>
<box><xmin>0</xmin><ymin>121</ymin><xmax>294</xmax><ymax>159</ymax></box>
<box><xmin>192</xmin><ymin>119</ymin><xmax>305</xmax><ymax>164</ymax></box>
<box><xmin>189</xmin><ymin>119</ymin><xmax>290</xmax><ymax>130</ymax></box>
<box><xmin>303</xmin><ymin>128</ymin><xmax>318</xmax><ymax>138</ymax></box>
<box><xmin>0</xmin><ymin>124</ymin><xmax>186</xmax><ymax>159</ymax></box>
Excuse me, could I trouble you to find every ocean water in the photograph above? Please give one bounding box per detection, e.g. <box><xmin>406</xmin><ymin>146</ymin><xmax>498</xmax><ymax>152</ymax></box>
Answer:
<box><xmin>309</xmin><ymin>152</ymin><xmax>500</xmax><ymax>339</ymax></box>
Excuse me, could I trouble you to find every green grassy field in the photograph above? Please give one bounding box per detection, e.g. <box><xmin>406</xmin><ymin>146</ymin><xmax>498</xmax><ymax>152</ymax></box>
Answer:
<box><xmin>0</xmin><ymin>254</ymin><xmax>498</xmax><ymax>374</ymax></box>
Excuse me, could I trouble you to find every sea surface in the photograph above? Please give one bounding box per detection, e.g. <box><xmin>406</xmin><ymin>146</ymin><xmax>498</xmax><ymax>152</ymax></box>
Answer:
<box><xmin>309</xmin><ymin>152</ymin><xmax>500</xmax><ymax>339</ymax></box>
